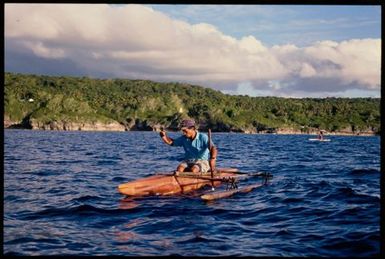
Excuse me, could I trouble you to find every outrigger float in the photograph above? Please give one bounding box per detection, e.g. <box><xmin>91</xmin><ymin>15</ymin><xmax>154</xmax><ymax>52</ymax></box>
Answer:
<box><xmin>117</xmin><ymin>168</ymin><xmax>272</xmax><ymax>201</ymax></box>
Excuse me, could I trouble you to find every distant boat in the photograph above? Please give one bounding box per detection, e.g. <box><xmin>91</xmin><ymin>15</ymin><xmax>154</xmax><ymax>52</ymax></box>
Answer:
<box><xmin>309</xmin><ymin>138</ymin><xmax>331</xmax><ymax>142</ymax></box>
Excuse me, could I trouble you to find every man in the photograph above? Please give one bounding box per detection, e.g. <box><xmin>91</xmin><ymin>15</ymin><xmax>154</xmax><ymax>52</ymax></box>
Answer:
<box><xmin>159</xmin><ymin>119</ymin><xmax>217</xmax><ymax>174</ymax></box>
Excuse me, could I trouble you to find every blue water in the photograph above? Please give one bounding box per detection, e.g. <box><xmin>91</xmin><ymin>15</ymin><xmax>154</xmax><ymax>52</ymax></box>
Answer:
<box><xmin>3</xmin><ymin>129</ymin><xmax>381</xmax><ymax>256</ymax></box>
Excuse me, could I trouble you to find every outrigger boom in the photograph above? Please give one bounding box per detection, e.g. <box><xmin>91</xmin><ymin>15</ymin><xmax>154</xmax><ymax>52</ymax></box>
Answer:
<box><xmin>172</xmin><ymin>171</ymin><xmax>271</xmax><ymax>182</ymax></box>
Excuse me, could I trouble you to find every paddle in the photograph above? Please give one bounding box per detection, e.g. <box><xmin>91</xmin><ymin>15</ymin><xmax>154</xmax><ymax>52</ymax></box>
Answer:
<box><xmin>208</xmin><ymin>128</ymin><xmax>215</xmax><ymax>190</ymax></box>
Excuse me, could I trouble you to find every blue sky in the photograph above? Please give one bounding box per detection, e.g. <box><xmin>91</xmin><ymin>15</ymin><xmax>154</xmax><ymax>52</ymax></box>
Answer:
<box><xmin>149</xmin><ymin>5</ymin><xmax>381</xmax><ymax>47</ymax></box>
<box><xmin>5</xmin><ymin>4</ymin><xmax>381</xmax><ymax>98</ymax></box>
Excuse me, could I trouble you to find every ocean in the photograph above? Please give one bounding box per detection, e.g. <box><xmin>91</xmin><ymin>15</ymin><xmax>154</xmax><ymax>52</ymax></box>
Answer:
<box><xmin>3</xmin><ymin>129</ymin><xmax>381</xmax><ymax>256</ymax></box>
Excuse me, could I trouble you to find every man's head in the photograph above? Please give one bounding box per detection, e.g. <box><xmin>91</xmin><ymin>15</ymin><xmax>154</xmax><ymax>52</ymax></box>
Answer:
<box><xmin>180</xmin><ymin>119</ymin><xmax>196</xmax><ymax>138</ymax></box>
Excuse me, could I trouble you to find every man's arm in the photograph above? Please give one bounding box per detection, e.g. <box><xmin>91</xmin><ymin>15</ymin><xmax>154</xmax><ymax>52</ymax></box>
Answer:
<box><xmin>160</xmin><ymin>130</ymin><xmax>173</xmax><ymax>145</ymax></box>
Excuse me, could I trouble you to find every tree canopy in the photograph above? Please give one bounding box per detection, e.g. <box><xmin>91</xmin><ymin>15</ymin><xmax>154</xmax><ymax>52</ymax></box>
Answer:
<box><xmin>4</xmin><ymin>72</ymin><xmax>380</xmax><ymax>134</ymax></box>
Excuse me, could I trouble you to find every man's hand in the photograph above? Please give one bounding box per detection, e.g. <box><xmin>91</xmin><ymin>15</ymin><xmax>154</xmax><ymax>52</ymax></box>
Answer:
<box><xmin>159</xmin><ymin>129</ymin><xmax>173</xmax><ymax>145</ymax></box>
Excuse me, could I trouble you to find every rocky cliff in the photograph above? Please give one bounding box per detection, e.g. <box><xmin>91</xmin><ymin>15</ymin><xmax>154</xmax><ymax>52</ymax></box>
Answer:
<box><xmin>29</xmin><ymin>119</ymin><xmax>126</xmax><ymax>131</ymax></box>
<box><xmin>3</xmin><ymin>117</ymin><xmax>377</xmax><ymax>136</ymax></box>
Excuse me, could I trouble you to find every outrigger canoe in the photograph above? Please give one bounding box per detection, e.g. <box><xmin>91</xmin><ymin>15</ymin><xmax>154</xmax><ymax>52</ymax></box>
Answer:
<box><xmin>118</xmin><ymin>168</ymin><xmax>272</xmax><ymax>200</ymax></box>
<box><xmin>118</xmin><ymin>168</ymin><xmax>241</xmax><ymax>197</ymax></box>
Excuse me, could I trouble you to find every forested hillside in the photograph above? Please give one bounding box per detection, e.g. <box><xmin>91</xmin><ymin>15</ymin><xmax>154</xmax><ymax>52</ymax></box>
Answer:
<box><xmin>4</xmin><ymin>72</ymin><xmax>381</xmax><ymax>134</ymax></box>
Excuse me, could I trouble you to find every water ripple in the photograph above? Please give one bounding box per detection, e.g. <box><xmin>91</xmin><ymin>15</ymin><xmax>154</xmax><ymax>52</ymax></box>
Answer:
<box><xmin>4</xmin><ymin>130</ymin><xmax>380</xmax><ymax>256</ymax></box>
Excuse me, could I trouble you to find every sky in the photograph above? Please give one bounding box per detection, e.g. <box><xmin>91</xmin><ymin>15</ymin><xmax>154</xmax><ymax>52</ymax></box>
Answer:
<box><xmin>4</xmin><ymin>4</ymin><xmax>381</xmax><ymax>98</ymax></box>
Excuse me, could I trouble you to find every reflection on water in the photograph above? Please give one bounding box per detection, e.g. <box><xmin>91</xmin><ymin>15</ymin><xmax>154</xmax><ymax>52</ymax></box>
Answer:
<box><xmin>118</xmin><ymin>197</ymin><xmax>141</xmax><ymax>210</ymax></box>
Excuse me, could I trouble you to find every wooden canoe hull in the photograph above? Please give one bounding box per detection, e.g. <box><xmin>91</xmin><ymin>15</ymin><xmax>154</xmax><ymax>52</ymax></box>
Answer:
<box><xmin>118</xmin><ymin>168</ymin><xmax>239</xmax><ymax>197</ymax></box>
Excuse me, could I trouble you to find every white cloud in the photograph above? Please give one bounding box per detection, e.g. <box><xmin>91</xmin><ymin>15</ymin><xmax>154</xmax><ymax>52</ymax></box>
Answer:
<box><xmin>299</xmin><ymin>63</ymin><xmax>317</xmax><ymax>78</ymax></box>
<box><xmin>25</xmin><ymin>41</ymin><xmax>66</xmax><ymax>59</ymax></box>
<box><xmin>5</xmin><ymin>4</ymin><xmax>381</xmax><ymax>97</ymax></box>
<box><xmin>301</xmin><ymin>39</ymin><xmax>381</xmax><ymax>88</ymax></box>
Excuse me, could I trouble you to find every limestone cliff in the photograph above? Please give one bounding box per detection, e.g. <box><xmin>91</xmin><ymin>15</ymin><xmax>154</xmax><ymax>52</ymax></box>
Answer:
<box><xmin>3</xmin><ymin>117</ymin><xmax>377</xmax><ymax>135</ymax></box>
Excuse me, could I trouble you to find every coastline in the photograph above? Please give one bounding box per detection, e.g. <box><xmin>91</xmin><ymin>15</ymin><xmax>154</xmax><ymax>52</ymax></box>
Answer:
<box><xmin>4</xmin><ymin>121</ymin><xmax>378</xmax><ymax>136</ymax></box>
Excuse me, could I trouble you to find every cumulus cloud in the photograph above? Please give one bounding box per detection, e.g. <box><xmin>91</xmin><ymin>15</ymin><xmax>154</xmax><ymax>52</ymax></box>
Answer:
<box><xmin>5</xmin><ymin>4</ymin><xmax>381</xmax><ymax>97</ymax></box>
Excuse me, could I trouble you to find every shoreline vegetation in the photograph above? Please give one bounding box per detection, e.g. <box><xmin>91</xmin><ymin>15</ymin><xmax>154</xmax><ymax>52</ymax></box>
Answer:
<box><xmin>4</xmin><ymin>72</ymin><xmax>380</xmax><ymax>136</ymax></box>
<box><xmin>3</xmin><ymin>127</ymin><xmax>377</xmax><ymax>137</ymax></box>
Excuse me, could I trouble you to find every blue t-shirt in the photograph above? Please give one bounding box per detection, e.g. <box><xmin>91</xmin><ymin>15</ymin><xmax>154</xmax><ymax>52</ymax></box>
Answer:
<box><xmin>172</xmin><ymin>131</ymin><xmax>214</xmax><ymax>160</ymax></box>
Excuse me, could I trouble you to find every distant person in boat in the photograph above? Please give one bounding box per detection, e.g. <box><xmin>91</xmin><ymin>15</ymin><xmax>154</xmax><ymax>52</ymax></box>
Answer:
<box><xmin>318</xmin><ymin>130</ymin><xmax>324</xmax><ymax>140</ymax></box>
<box><xmin>159</xmin><ymin>119</ymin><xmax>218</xmax><ymax>174</ymax></box>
